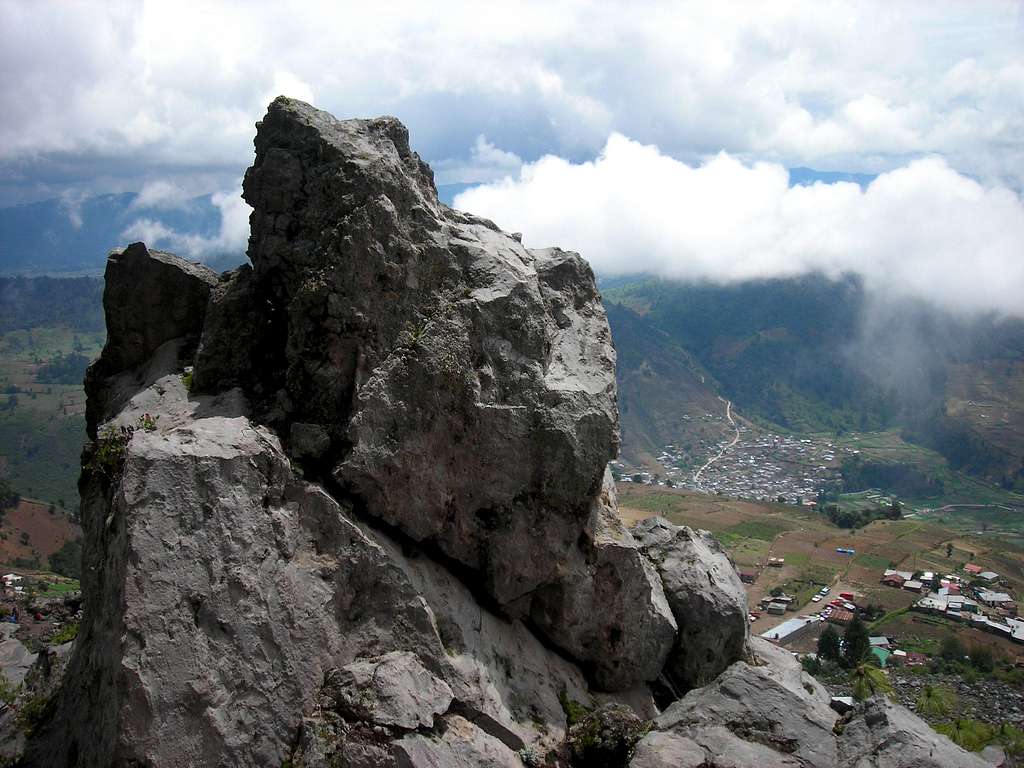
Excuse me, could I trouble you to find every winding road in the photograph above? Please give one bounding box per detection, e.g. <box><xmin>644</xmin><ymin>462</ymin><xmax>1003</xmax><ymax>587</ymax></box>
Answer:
<box><xmin>693</xmin><ymin>397</ymin><xmax>740</xmax><ymax>486</ymax></box>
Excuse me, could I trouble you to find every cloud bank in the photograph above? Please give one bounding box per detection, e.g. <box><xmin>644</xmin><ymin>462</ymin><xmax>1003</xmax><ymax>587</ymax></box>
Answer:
<box><xmin>1</xmin><ymin>0</ymin><xmax>1022</xmax><ymax>208</ymax></box>
<box><xmin>122</xmin><ymin>186</ymin><xmax>250</xmax><ymax>258</ymax></box>
<box><xmin>455</xmin><ymin>136</ymin><xmax>1024</xmax><ymax>316</ymax></box>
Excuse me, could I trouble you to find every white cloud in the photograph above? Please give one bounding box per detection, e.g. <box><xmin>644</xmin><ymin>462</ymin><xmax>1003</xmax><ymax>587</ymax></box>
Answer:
<box><xmin>434</xmin><ymin>135</ymin><xmax>523</xmax><ymax>185</ymax></box>
<box><xmin>454</xmin><ymin>135</ymin><xmax>1024</xmax><ymax>316</ymax></box>
<box><xmin>0</xmin><ymin>1</ymin><xmax>1021</xmax><ymax>187</ymax></box>
<box><xmin>121</xmin><ymin>184</ymin><xmax>251</xmax><ymax>257</ymax></box>
<box><xmin>130</xmin><ymin>180</ymin><xmax>193</xmax><ymax>210</ymax></box>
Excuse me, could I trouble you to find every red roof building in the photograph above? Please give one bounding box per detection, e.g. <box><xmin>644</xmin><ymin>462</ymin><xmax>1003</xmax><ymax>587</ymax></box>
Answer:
<box><xmin>881</xmin><ymin>574</ymin><xmax>905</xmax><ymax>587</ymax></box>
<box><xmin>828</xmin><ymin>609</ymin><xmax>854</xmax><ymax>625</ymax></box>
<box><xmin>964</xmin><ymin>563</ymin><xmax>983</xmax><ymax>575</ymax></box>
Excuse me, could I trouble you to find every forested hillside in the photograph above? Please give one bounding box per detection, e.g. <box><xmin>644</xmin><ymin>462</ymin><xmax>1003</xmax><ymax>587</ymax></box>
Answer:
<box><xmin>604</xmin><ymin>274</ymin><xmax>1024</xmax><ymax>491</ymax></box>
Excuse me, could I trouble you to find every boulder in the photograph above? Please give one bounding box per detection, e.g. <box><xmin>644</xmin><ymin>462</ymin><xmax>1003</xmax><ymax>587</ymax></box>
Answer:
<box><xmin>637</xmin><ymin>637</ymin><xmax>838</xmax><ymax>767</ymax></box>
<box><xmin>631</xmin><ymin>516</ymin><xmax>748</xmax><ymax>690</ymax></box>
<box><xmin>24</xmin><ymin>374</ymin><xmax>604</xmax><ymax>765</ymax></box>
<box><xmin>529</xmin><ymin>473</ymin><xmax>677</xmax><ymax>691</ymax></box>
<box><xmin>85</xmin><ymin>242</ymin><xmax>217</xmax><ymax>436</ymax></box>
<box><xmin>394</xmin><ymin>715</ymin><xmax>523</xmax><ymax>768</ymax></box>
<box><xmin>631</xmin><ymin>638</ymin><xmax>991</xmax><ymax>768</ymax></box>
<box><xmin>191</xmin><ymin>98</ymin><xmax>666</xmax><ymax>688</ymax></box>
<box><xmin>837</xmin><ymin>696</ymin><xmax>990</xmax><ymax>768</ymax></box>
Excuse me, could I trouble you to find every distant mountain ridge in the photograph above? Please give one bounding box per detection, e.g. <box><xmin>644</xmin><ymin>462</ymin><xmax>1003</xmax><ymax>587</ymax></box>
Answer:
<box><xmin>603</xmin><ymin>274</ymin><xmax>1024</xmax><ymax>489</ymax></box>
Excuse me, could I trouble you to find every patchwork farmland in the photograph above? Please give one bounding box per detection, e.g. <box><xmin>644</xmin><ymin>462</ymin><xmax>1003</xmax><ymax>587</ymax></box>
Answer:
<box><xmin>618</xmin><ymin>483</ymin><xmax>1024</xmax><ymax>658</ymax></box>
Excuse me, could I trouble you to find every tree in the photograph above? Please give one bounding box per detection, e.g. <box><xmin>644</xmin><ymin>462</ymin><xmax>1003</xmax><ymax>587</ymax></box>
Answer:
<box><xmin>49</xmin><ymin>538</ymin><xmax>82</xmax><ymax>580</ymax></box>
<box><xmin>945</xmin><ymin>542</ymin><xmax>954</xmax><ymax>558</ymax></box>
<box><xmin>939</xmin><ymin>635</ymin><xmax>966</xmax><ymax>662</ymax></box>
<box><xmin>843</xmin><ymin>617</ymin><xmax>870</xmax><ymax>668</ymax></box>
<box><xmin>769</xmin><ymin>586</ymin><xmax>784</xmax><ymax>597</ymax></box>
<box><xmin>818</xmin><ymin>625</ymin><xmax>841</xmax><ymax>662</ymax></box>
<box><xmin>850</xmin><ymin>663</ymin><xmax>892</xmax><ymax>701</ymax></box>
<box><xmin>801</xmin><ymin>655</ymin><xmax>822</xmax><ymax>675</ymax></box>
<box><xmin>969</xmin><ymin>645</ymin><xmax>995</xmax><ymax>673</ymax></box>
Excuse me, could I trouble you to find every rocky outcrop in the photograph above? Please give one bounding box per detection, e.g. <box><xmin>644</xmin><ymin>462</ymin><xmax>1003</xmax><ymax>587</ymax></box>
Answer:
<box><xmin>629</xmin><ymin>638</ymin><xmax>989</xmax><ymax>768</ymax></box>
<box><xmin>84</xmin><ymin>242</ymin><xmax>217</xmax><ymax>437</ymax></box>
<box><xmin>189</xmin><ymin>97</ymin><xmax>666</xmax><ymax>685</ymax></box>
<box><xmin>18</xmin><ymin>99</ymin><xmax>983</xmax><ymax>768</ymax></box>
<box><xmin>837</xmin><ymin>696</ymin><xmax>992</xmax><ymax>768</ymax></box>
<box><xmin>632</xmin><ymin>516</ymin><xmax>748</xmax><ymax>691</ymax></box>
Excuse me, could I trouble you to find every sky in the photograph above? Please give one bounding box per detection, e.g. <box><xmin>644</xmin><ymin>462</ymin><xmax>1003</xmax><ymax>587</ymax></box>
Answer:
<box><xmin>1</xmin><ymin>1</ymin><xmax>1022</xmax><ymax>313</ymax></box>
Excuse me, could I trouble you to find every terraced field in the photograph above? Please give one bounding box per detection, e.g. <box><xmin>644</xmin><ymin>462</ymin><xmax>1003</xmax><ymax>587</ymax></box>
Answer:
<box><xmin>618</xmin><ymin>483</ymin><xmax>1024</xmax><ymax>649</ymax></box>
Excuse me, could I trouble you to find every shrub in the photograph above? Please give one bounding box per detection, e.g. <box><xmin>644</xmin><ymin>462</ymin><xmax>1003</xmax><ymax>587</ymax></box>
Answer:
<box><xmin>50</xmin><ymin>621</ymin><xmax>79</xmax><ymax>645</ymax></box>
<box><xmin>916</xmin><ymin>684</ymin><xmax>955</xmax><ymax>717</ymax></box>
<box><xmin>850</xmin><ymin>664</ymin><xmax>892</xmax><ymax>701</ymax></box>
<box><xmin>567</xmin><ymin>704</ymin><xmax>649</xmax><ymax>768</ymax></box>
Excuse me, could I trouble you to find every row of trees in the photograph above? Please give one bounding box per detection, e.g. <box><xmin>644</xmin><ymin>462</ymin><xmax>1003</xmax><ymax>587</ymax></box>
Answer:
<box><xmin>818</xmin><ymin>500</ymin><xmax>902</xmax><ymax>529</ymax></box>
<box><xmin>817</xmin><ymin>617</ymin><xmax>870</xmax><ymax>668</ymax></box>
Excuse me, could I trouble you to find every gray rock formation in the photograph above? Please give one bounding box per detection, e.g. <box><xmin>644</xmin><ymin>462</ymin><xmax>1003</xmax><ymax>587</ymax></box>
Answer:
<box><xmin>84</xmin><ymin>241</ymin><xmax>217</xmax><ymax>437</ymax></box>
<box><xmin>190</xmin><ymin>97</ymin><xmax>669</xmax><ymax>685</ymax></box>
<box><xmin>630</xmin><ymin>638</ymin><xmax>989</xmax><ymax>768</ymax></box>
<box><xmin>632</xmin><ymin>516</ymin><xmax>748</xmax><ymax>691</ymax></box>
<box><xmin>16</xmin><ymin>99</ymin><xmax>982</xmax><ymax>768</ymax></box>
<box><xmin>0</xmin><ymin>624</ymin><xmax>34</xmax><ymax>687</ymax></box>
<box><xmin>837</xmin><ymin>696</ymin><xmax>991</xmax><ymax>768</ymax></box>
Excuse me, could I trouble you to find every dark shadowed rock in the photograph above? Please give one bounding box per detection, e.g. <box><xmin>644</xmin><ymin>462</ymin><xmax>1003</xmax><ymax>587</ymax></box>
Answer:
<box><xmin>530</xmin><ymin>472</ymin><xmax>677</xmax><ymax>691</ymax></box>
<box><xmin>631</xmin><ymin>516</ymin><xmax>748</xmax><ymax>691</ymax></box>
<box><xmin>85</xmin><ymin>242</ymin><xmax>217</xmax><ymax>436</ymax></box>
<box><xmin>566</xmin><ymin>703</ymin><xmax>649</xmax><ymax>768</ymax></box>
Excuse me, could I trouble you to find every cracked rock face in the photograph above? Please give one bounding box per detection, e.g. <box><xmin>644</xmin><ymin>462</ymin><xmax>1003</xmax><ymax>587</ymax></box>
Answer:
<box><xmin>190</xmin><ymin>98</ymin><xmax>670</xmax><ymax>685</ymax></box>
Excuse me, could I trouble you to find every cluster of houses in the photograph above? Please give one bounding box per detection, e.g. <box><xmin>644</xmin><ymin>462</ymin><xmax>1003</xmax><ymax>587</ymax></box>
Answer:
<box><xmin>886</xmin><ymin>562</ymin><xmax>1024</xmax><ymax>644</ymax></box>
<box><xmin>756</xmin><ymin>587</ymin><xmax>859</xmax><ymax>627</ymax></box>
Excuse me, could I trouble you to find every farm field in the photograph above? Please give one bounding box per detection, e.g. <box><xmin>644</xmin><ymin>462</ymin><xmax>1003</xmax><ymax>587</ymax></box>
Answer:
<box><xmin>831</xmin><ymin>429</ymin><xmax>1024</xmax><ymax>539</ymax></box>
<box><xmin>0</xmin><ymin>326</ymin><xmax>103</xmax><ymax>509</ymax></box>
<box><xmin>618</xmin><ymin>483</ymin><xmax>1024</xmax><ymax>646</ymax></box>
<box><xmin>0</xmin><ymin>497</ymin><xmax>81</xmax><ymax>570</ymax></box>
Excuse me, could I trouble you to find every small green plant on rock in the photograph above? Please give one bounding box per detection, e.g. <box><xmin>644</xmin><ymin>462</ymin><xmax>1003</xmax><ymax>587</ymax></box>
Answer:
<box><xmin>567</xmin><ymin>703</ymin><xmax>649</xmax><ymax>768</ymax></box>
<box><xmin>559</xmin><ymin>689</ymin><xmax>591</xmax><ymax>727</ymax></box>
<box><xmin>50</xmin><ymin>621</ymin><xmax>79</xmax><ymax>645</ymax></box>
<box><xmin>849</xmin><ymin>663</ymin><xmax>892</xmax><ymax>701</ymax></box>
<box><xmin>87</xmin><ymin>424</ymin><xmax>134</xmax><ymax>478</ymax></box>
<box><xmin>916</xmin><ymin>684</ymin><xmax>955</xmax><ymax>717</ymax></box>
<box><xmin>137</xmin><ymin>412</ymin><xmax>159</xmax><ymax>432</ymax></box>
<box><xmin>17</xmin><ymin>693</ymin><xmax>54</xmax><ymax>737</ymax></box>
